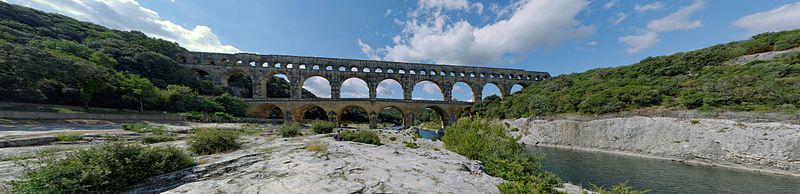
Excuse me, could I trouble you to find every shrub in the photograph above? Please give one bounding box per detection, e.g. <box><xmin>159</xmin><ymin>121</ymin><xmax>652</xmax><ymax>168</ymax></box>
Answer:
<box><xmin>278</xmin><ymin>122</ymin><xmax>302</xmax><ymax>137</ymax></box>
<box><xmin>311</xmin><ymin>120</ymin><xmax>336</xmax><ymax>134</ymax></box>
<box><xmin>589</xmin><ymin>182</ymin><xmax>649</xmax><ymax>194</ymax></box>
<box><xmin>341</xmin><ymin>130</ymin><xmax>381</xmax><ymax>145</ymax></box>
<box><xmin>404</xmin><ymin>141</ymin><xmax>419</xmax><ymax>149</ymax></box>
<box><xmin>304</xmin><ymin>141</ymin><xmax>328</xmax><ymax>153</ymax></box>
<box><xmin>122</xmin><ymin>122</ymin><xmax>165</xmax><ymax>135</ymax></box>
<box><xmin>142</xmin><ymin>134</ymin><xmax>176</xmax><ymax>144</ymax></box>
<box><xmin>389</xmin><ymin>137</ymin><xmax>397</xmax><ymax>141</ymax></box>
<box><xmin>212</xmin><ymin>111</ymin><xmax>233</xmax><ymax>121</ymax></box>
<box><xmin>239</xmin><ymin>123</ymin><xmax>266</xmax><ymax>136</ymax></box>
<box><xmin>179</xmin><ymin>111</ymin><xmax>206</xmax><ymax>121</ymax></box>
<box><xmin>11</xmin><ymin>142</ymin><xmax>194</xmax><ymax>194</ymax></box>
<box><xmin>442</xmin><ymin>117</ymin><xmax>561</xmax><ymax>193</ymax></box>
<box><xmin>188</xmin><ymin>128</ymin><xmax>240</xmax><ymax>155</ymax></box>
<box><xmin>56</xmin><ymin>133</ymin><xmax>82</xmax><ymax>142</ymax></box>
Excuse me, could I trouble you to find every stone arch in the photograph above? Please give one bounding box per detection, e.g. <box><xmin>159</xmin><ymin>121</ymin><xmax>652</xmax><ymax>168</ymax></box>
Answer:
<box><xmin>376</xmin><ymin>78</ymin><xmax>403</xmax><ymax>99</ymax></box>
<box><xmin>338</xmin><ymin>66</ymin><xmax>347</xmax><ymax>71</ymax></box>
<box><xmin>261</xmin><ymin>62</ymin><xmax>269</xmax><ymax>67</ymax></box>
<box><xmin>451</xmin><ymin>81</ymin><xmax>474</xmax><ymax>102</ymax></box>
<box><xmin>250</xmin><ymin>103</ymin><xmax>286</xmax><ymax>119</ymax></box>
<box><xmin>398</xmin><ymin>69</ymin><xmax>406</xmax><ymax>74</ymax></box>
<box><xmin>510</xmin><ymin>83</ymin><xmax>525</xmax><ymax>94</ymax></box>
<box><xmin>263</xmin><ymin>71</ymin><xmax>291</xmax><ymax>98</ymax></box>
<box><xmin>312</xmin><ymin>65</ymin><xmax>320</xmax><ymax>70</ymax></box>
<box><xmin>375</xmin><ymin>68</ymin><xmax>383</xmax><ymax>73</ymax></box>
<box><xmin>416</xmin><ymin>105</ymin><xmax>448</xmax><ymax>129</ymax></box>
<box><xmin>481</xmin><ymin>82</ymin><xmax>505</xmax><ymax>99</ymax></box>
<box><xmin>362</xmin><ymin>67</ymin><xmax>371</xmax><ymax>72</ymax></box>
<box><xmin>274</xmin><ymin>63</ymin><xmax>282</xmax><ymax>68</ymax></box>
<box><xmin>409</xmin><ymin>70</ymin><xmax>416</xmax><ymax>75</ymax></box>
<box><xmin>302</xmin><ymin>76</ymin><xmax>331</xmax><ymax>98</ymax></box>
<box><xmin>299</xmin><ymin>64</ymin><xmax>306</xmax><ymax>69</ymax></box>
<box><xmin>378</xmin><ymin>106</ymin><xmax>405</xmax><ymax>127</ymax></box>
<box><xmin>301</xmin><ymin>105</ymin><xmax>328</xmax><ymax>121</ymax></box>
<box><xmin>350</xmin><ymin>67</ymin><xmax>358</xmax><ymax>72</ymax></box>
<box><xmin>419</xmin><ymin>69</ymin><xmax>427</xmax><ymax>75</ymax></box>
<box><xmin>412</xmin><ymin>80</ymin><xmax>443</xmax><ymax>101</ymax></box>
<box><xmin>340</xmin><ymin>77</ymin><xmax>369</xmax><ymax>98</ymax></box>
<box><xmin>175</xmin><ymin>55</ymin><xmax>188</xmax><ymax>63</ymax></box>
<box><xmin>191</xmin><ymin>68</ymin><xmax>210</xmax><ymax>80</ymax></box>
<box><xmin>387</xmin><ymin>69</ymin><xmax>394</xmax><ymax>74</ymax></box>
<box><xmin>338</xmin><ymin>105</ymin><xmax>370</xmax><ymax>126</ymax></box>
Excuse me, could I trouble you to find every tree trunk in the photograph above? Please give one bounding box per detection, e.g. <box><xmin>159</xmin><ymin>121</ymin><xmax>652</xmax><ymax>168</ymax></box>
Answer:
<box><xmin>82</xmin><ymin>99</ymin><xmax>89</xmax><ymax>110</ymax></box>
<box><xmin>138</xmin><ymin>99</ymin><xmax>144</xmax><ymax>112</ymax></box>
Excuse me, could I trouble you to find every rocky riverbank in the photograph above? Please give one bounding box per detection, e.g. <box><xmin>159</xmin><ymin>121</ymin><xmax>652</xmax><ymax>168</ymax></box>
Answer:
<box><xmin>0</xmin><ymin>120</ymin><xmax>587</xmax><ymax>193</ymax></box>
<box><xmin>505</xmin><ymin>116</ymin><xmax>800</xmax><ymax>176</ymax></box>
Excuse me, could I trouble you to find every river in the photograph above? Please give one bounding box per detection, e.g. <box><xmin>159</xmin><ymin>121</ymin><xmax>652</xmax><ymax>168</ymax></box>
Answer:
<box><xmin>526</xmin><ymin>146</ymin><xmax>800</xmax><ymax>194</ymax></box>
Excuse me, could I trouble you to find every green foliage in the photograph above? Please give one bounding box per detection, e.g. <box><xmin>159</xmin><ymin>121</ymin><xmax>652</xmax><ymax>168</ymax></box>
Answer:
<box><xmin>122</xmin><ymin>122</ymin><xmax>165</xmax><ymax>135</ymax></box>
<box><xmin>212</xmin><ymin>112</ymin><xmax>233</xmax><ymax>121</ymax></box>
<box><xmin>187</xmin><ymin>128</ymin><xmax>240</xmax><ymax>155</ymax></box>
<box><xmin>589</xmin><ymin>182</ymin><xmax>649</xmax><ymax>194</ymax></box>
<box><xmin>311</xmin><ymin>120</ymin><xmax>336</xmax><ymax>134</ymax></box>
<box><xmin>442</xmin><ymin>117</ymin><xmax>561</xmax><ymax>193</ymax></box>
<box><xmin>404</xmin><ymin>141</ymin><xmax>419</xmax><ymax>149</ymax></box>
<box><xmin>11</xmin><ymin>142</ymin><xmax>194</xmax><ymax>194</ymax></box>
<box><xmin>278</xmin><ymin>122</ymin><xmax>302</xmax><ymax>137</ymax></box>
<box><xmin>119</xmin><ymin>73</ymin><xmax>157</xmax><ymax>112</ymax></box>
<box><xmin>142</xmin><ymin>134</ymin><xmax>176</xmax><ymax>144</ymax></box>
<box><xmin>211</xmin><ymin>93</ymin><xmax>247</xmax><ymax>117</ymax></box>
<box><xmin>340</xmin><ymin>130</ymin><xmax>381</xmax><ymax>145</ymax></box>
<box><xmin>476</xmin><ymin>30</ymin><xmax>800</xmax><ymax>118</ymax></box>
<box><xmin>55</xmin><ymin>133</ymin><xmax>82</xmax><ymax>142</ymax></box>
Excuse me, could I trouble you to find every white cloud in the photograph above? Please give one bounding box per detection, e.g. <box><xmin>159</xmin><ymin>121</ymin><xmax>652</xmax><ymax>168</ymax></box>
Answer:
<box><xmin>603</xmin><ymin>0</ymin><xmax>618</xmax><ymax>9</ymax></box>
<box><xmin>647</xmin><ymin>1</ymin><xmax>703</xmax><ymax>31</ymax></box>
<box><xmin>385</xmin><ymin>9</ymin><xmax>393</xmax><ymax>17</ymax></box>
<box><xmin>418</xmin><ymin>0</ymin><xmax>471</xmax><ymax>11</ymax></box>
<box><xmin>364</xmin><ymin>0</ymin><xmax>595</xmax><ymax>66</ymax></box>
<box><xmin>377</xmin><ymin>79</ymin><xmax>403</xmax><ymax>98</ymax></box>
<box><xmin>357</xmin><ymin>39</ymin><xmax>380</xmax><ymax>60</ymax></box>
<box><xmin>634</xmin><ymin>2</ymin><xmax>665</xmax><ymax>13</ymax></box>
<box><xmin>422</xmin><ymin>82</ymin><xmax>442</xmax><ymax>94</ymax></box>
<box><xmin>609</xmin><ymin>12</ymin><xmax>627</xmax><ymax>25</ymax></box>
<box><xmin>302</xmin><ymin>77</ymin><xmax>331</xmax><ymax>98</ymax></box>
<box><xmin>618</xmin><ymin>31</ymin><xmax>659</xmax><ymax>53</ymax></box>
<box><xmin>341</xmin><ymin>78</ymin><xmax>369</xmax><ymax>98</ymax></box>
<box><xmin>7</xmin><ymin>0</ymin><xmax>240</xmax><ymax>53</ymax></box>
<box><xmin>734</xmin><ymin>3</ymin><xmax>800</xmax><ymax>35</ymax></box>
<box><xmin>619</xmin><ymin>0</ymin><xmax>704</xmax><ymax>53</ymax></box>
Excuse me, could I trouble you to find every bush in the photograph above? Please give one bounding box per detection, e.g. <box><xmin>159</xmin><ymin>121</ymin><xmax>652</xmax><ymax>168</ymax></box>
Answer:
<box><xmin>122</xmin><ymin>122</ymin><xmax>165</xmax><ymax>135</ymax></box>
<box><xmin>11</xmin><ymin>142</ymin><xmax>194</xmax><ymax>194</ymax></box>
<box><xmin>212</xmin><ymin>112</ymin><xmax>233</xmax><ymax>121</ymax></box>
<box><xmin>341</xmin><ymin>130</ymin><xmax>381</xmax><ymax>145</ymax></box>
<box><xmin>590</xmin><ymin>182</ymin><xmax>649</xmax><ymax>194</ymax></box>
<box><xmin>404</xmin><ymin>141</ymin><xmax>419</xmax><ymax>149</ymax></box>
<box><xmin>142</xmin><ymin>134</ymin><xmax>176</xmax><ymax>144</ymax></box>
<box><xmin>278</xmin><ymin>122</ymin><xmax>302</xmax><ymax>137</ymax></box>
<box><xmin>442</xmin><ymin>117</ymin><xmax>561</xmax><ymax>193</ymax></box>
<box><xmin>188</xmin><ymin>128</ymin><xmax>240</xmax><ymax>155</ymax></box>
<box><xmin>56</xmin><ymin>133</ymin><xmax>82</xmax><ymax>142</ymax></box>
<box><xmin>311</xmin><ymin>120</ymin><xmax>336</xmax><ymax>134</ymax></box>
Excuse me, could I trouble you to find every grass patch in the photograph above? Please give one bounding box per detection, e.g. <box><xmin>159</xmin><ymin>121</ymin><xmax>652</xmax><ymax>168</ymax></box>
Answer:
<box><xmin>341</xmin><ymin>130</ymin><xmax>381</xmax><ymax>145</ymax></box>
<box><xmin>0</xmin><ymin>147</ymin><xmax>78</xmax><ymax>161</ymax></box>
<box><xmin>56</xmin><ymin>133</ymin><xmax>83</xmax><ymax>142</ymax></box>
<box><xmin>718</xmin><ymin>127</ymin><xmax>729</xmax><ymax>133</ymax></box>
<box><xmin>10</xmin><ymin>142</ymin><xmax>194</xmax><ymax>194</ymax></box>
<box><xmin>417</xmin><ymin>121</ymin><xmax>441</xmax><ymax>130</ymax></box>
<box><xmin>278</xmin><ymin>122</ymin><xmax>302</xmax><ymax>137</ymax></box>
<box><xmin>304</xmin><ymin>141</ymin><xmax>328</xmax><ymax>153</ymax></box>
<box><xmin>443</xmin><ymin>117</ymin><xmax>561</xmax><ymax>193</ymax></box>
<box><xmin>404</xmin><ymin>141</ymin><xmax>419</xmax><ymax>149</ymax></box>
<box><xmin>142</xmin><ymin>134</ymin><xmax>176</xmax><ymax>144</ymax></box>
<box><xmin>122</xmin><ymin>122</ymin><xmax>166</xmax><ymax>135</ymax></box>
<box><xmin>188</xmin><ymin>128</ymin><xmax>240</xmax><ymax>155</ymax></box>
<box><xmin>51</xmin><ymin>107</ymin><xmax>84</xmax><ymax>114</ymax></box>
<box><xmin>311</xmin><ymin>120</ymin><xmax>336</xmax><ymax>134</ymax></box>
<box><xmin>239</xmin><ymin>123</ymin><xmax>267</xmax><ymax>136</ymax></box>
<box><xmin>690</xmin><ymin>119</ymin><xmax>700</xmax><ymax>125</ymax></box>
<box><xmin>389</xmin><ymin>137</ymin><xmax>397</xmax><ymax>141</ymax></box>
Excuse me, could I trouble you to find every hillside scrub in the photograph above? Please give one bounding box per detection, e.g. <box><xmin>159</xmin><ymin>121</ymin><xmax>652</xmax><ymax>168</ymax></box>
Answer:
<box><xmin>442</xmin><ymin>117</ymin><xmax>561</xmax><ymax>193</ymax></box>
<box><xmin>278</xmin><ymin>122</ymin><xmax>303</xmax><ymax>137</ymax></box>
<box><xmin>11</xmin><ymin>142</ymin><xmax>195</xmax><ymax>194</ymax></box>
<box><xmin>475</xmin><ymin>30</ymin><xmax>800</xmax><ymax>118</ymax></box>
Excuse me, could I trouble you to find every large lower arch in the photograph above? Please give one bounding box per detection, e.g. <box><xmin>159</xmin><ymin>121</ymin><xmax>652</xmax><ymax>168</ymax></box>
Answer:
<box><xmin>302</xmin><ymin>106</ymin><xmax>328</xmax><ymax>121</ymax></box>
<box><xmin>302</xmin><ymin>76</ymin><xmax>332</xmax><ymax>98</ymax></box>
<box><xmin>376</xmin><ymin>79</ymin><xmax>403</xmax><ymax>99</ymax></box>
<box><xmin>338</xmin><ymin>105</ymin><xmax>370</xmax><ymax>128</ymax></box>
<box><xmin>510</xmin><ymin>83</ymin><xmax>525</xmax><ymax>94</ymax></box>
<box><xmin>415</xmin><ymin>105</ymin><xmax>447</xmax><ymax>129</ymax></box>
<box><xmin>225</xmin><ymin>72</ymin><xmax>253</xmax><ymax>98</ymax></box>
<box><xmin>248</xmin><ymin>103</ymin><xmax>285</xmax><ymax>120</ymax></box>
<box><xmin>412</xmin><ymin>80</ymin><xmax>443</xmax><ymax>100</ymax></box>
<box><xmin>378</xmin><ymin>106</ymin><xmax>405</xmax><ymax>128</ymax></box>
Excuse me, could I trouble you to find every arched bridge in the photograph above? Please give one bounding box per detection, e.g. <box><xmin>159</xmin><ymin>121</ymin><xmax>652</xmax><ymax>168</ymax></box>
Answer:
<box><xmin>175</xmin><ymin>51</ymin><xmax>550</xmax><ymax>128</ymax></box>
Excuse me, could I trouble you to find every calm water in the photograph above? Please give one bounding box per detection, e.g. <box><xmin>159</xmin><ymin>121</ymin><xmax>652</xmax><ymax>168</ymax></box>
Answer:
<box><xmin>526</xmin><ymin>146</ymin><xmax>800</xmax><ymax>194</ymax></box>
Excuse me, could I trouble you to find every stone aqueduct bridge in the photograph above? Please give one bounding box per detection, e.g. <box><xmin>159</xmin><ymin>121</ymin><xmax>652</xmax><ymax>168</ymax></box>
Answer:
<box><xmin>175</xmin><ymin>51</ymin><xmax>550</xmax><ymax>128</ymax></box>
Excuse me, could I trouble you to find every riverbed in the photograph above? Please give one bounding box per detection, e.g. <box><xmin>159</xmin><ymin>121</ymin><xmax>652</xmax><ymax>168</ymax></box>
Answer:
<box><xmin>526</xmin><ymin>146</ymin><xmax>800</xmax><ymax>194</ymax></box>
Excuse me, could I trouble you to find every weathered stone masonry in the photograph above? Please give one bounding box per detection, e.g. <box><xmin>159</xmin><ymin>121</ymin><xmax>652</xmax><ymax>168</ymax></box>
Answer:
<box><xmin>176</xmin><ymin>51</ymin><xmax>550</xmax><ymax>128</ymax></box>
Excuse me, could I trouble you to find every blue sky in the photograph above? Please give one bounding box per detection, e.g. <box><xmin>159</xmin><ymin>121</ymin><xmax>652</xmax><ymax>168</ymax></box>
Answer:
<box><xmin>7</xmin><ymin>0</ymin><xmax>800</xmax><ymax>101</ymax></box>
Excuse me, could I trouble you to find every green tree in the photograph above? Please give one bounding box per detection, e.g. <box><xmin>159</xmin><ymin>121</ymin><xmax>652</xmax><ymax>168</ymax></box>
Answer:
<box><xmin>120</xmin><ymin>73</ymin><xmax>157</xmax><ymax>112</ymax></box>
<box><xmin>78</xmin><ymin>77</ymin><xmax>105</xmax><ymax>109</ymax></box>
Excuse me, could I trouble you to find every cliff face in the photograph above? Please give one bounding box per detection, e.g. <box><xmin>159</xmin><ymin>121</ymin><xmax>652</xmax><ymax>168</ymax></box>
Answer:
<box><xmin>506</xmin><ymin>116</ymin><xmax>800</xmax><ymax>176</ymax></box>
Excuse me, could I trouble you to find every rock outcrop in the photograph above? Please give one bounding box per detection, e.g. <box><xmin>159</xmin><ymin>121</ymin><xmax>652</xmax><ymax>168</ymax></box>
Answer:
<box><xmin>506</xmin><ymin>116</ymin><xmax>800</xmax><ymax>176</ymax></box>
